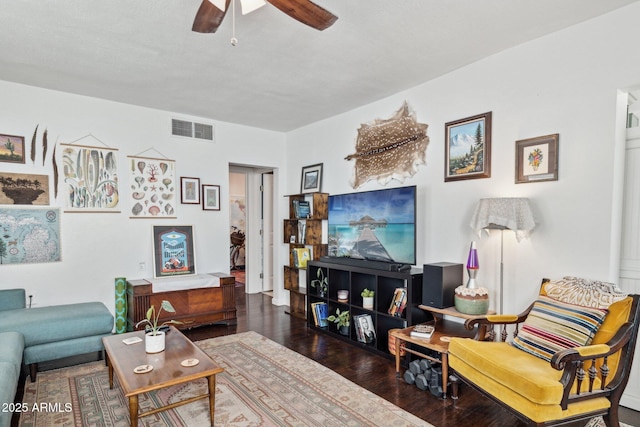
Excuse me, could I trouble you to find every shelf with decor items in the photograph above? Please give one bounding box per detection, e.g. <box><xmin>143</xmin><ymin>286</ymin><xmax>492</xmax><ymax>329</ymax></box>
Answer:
<box><xmin>306</xmin><ymin>259</ymin><xmax>427</xmax><ymax>359</ymax></box>
<box><xmin>283</xmin><ymin>192</ymin><xmax>329</xmax><ymax>319</ymax></box>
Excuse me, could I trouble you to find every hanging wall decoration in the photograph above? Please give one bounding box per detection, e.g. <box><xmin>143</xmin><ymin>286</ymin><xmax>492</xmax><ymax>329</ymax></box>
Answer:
<box><xmin>128</xmin><ymin>152</ymin><xmax>177</xmax><ymax>218</ymax></box>
<box><xmin>345</xmin><ymin>102</ymin><xmax>429</xmax><ymax>189</ymax></box>
<box><xmin>0</xmin><ymin>207</ymin><xmax>61</xmax><ymax>265</ymax></box>
<box><xmin>60</xmin><ymin>136</ymin><xmax>120</xmax><ymax>212</ymax></box>
<box><xmin>0</xmin><ymin>172</ymin><xmax>50</xmax><ymax>205</ymax></box>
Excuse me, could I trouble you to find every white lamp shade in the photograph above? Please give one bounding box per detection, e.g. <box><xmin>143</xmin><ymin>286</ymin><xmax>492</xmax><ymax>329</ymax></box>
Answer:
<box><xmin>207</xmin><ymin>0</ymin><xmax>267</xmax><ymax>14</ymax></box>
<box><xmin>240</xmin><ymin>0</ymin><xmax>267</xmax><ymax>14</ymax></box>
<box><xmin>470</xmin><ymin>198</ymin><xmax>535</xmax><ymax>242</ymax></box>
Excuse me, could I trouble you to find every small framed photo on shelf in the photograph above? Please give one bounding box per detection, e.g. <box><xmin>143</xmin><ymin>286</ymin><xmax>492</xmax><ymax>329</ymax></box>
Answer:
<box><xmin>515</xmin><ymin>134</ymin><xmax>559</xmax><ymax>184</ymax></box>
<box><xmin>0</xmin><ymin>133</ymin><xmax>26</xmax><ymax>164</ymax></box>
<box><xmin>444</xmin><ymin>112</ymin><xmax>492</xmax><ymax>182</ymax></box>
<box><xmin>180</xmin><ymin>177</ymin><xmax>200</xmax><ymax>204</ymax></box>
<box><xmin>202</xmin><ymin>184</ymin><xmax>220</xmax><ymax>211</ymax></box>
<box><xmin>300</xmin><ymin>163</ymin><xmax>323</xmax><ymax>193</ymax></box>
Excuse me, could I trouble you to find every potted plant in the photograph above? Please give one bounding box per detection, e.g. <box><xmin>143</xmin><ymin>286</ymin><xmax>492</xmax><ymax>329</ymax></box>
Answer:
<box><xmin>361</xmin><ymin>288</ymin><xmax>374</xmax><ymax>310</ymax></box>
<box><xmin>310</xmin><ymin>268</ymin><xmax>328</xmax><ymax>297</ymax></box>
<box><xmin>135</xmin><ymin>300</ymin><xmax>182</xmax><ymax>353</ymax></box>
<box><xmin>327</xmin><ymin>308</ymin><xmax>350</xmax><ymax>336</ymax></box>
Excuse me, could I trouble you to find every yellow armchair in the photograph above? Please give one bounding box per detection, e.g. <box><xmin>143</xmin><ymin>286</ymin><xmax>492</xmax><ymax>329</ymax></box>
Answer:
<box><xmin>448</xmin><ymin>278</ymin><xmax>639</xmax><ymax>427</ymax></box>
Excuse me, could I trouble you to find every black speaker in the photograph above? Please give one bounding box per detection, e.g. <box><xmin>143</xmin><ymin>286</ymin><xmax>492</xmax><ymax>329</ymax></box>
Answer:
<box><xmin>422</xmin><ymin>262</ymin><xmax>463</xmax><ymax>308</ymax></box>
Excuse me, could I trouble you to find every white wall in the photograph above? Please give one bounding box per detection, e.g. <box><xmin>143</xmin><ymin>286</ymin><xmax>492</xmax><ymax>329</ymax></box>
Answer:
<box><xmin>0</xmin><ymin>80</ymin><xmax>287</xmax><ymax>312</ymax></box>
<box><xmin>3</xmin><ymin>2</ymin><xmax>640</xmax><ymax>320</ymax></box>
<box><xmin>285</xmin><ymin>2</ymin><xmax>640</xmax><ymax>314</ymax></box>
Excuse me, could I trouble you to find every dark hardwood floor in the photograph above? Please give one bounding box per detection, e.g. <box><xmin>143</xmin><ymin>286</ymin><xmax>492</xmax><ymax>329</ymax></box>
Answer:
<box><xmin>16</xmin><ymin>286</ymin><xmax>639</xmax><ymax>427</ymax></box>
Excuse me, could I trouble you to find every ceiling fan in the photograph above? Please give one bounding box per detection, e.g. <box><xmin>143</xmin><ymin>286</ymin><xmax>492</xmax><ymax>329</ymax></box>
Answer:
<box><xmin>192</xmin><ymin>0</ymin><xmax>338</xmax><ymax>34</ymax></box>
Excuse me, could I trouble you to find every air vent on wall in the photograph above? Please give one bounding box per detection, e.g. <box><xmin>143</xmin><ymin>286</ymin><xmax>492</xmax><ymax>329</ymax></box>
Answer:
<box><xmin>171</xmin><ymin>118</ymin><xmax>215</xmax><ymax>142</ymax></box>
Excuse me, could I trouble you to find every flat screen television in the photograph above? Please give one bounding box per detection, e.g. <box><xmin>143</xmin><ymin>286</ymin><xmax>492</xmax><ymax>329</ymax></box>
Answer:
<box><xmin>327</xmin><ymin>185</ymin><xmax>416</xmax><ymax>265</ymax></box>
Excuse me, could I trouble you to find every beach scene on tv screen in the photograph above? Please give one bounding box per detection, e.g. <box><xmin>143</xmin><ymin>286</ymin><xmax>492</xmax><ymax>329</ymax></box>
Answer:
<box><xmin>328</xmin><ymin>187</ymin><xmax>415</xmax><ymax>265</ymax></box>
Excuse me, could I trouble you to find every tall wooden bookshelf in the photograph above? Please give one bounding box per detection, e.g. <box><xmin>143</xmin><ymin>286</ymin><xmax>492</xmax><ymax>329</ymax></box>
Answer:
<box><xmin>283</xmin><ymin>192</ymin><xmax>328</xmax><ymax>319</ymax></box>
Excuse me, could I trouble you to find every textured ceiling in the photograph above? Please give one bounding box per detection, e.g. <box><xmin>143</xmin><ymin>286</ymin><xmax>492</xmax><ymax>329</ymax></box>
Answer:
<box><xmin>1</xmin><ymin>0</ymin><xmax>637</xmax><ymax>131</ymax></box>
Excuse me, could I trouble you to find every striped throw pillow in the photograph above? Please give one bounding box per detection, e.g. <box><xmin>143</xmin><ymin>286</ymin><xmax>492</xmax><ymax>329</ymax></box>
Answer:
<box><xmin>512</xmin><ymin>295</ymin><xmax>608</xmax><ymax>362</ymax></box>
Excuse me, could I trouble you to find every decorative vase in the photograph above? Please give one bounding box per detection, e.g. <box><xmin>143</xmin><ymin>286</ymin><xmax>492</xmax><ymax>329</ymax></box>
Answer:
<box><xmin>145</xmin><ymin>331</ymin><xmax>165</xmax><ymax>353</ymax></box>
<box><xmin>454</xmin><ymin>287</ymin><xmax>490</xmax><ymax>315</ymax></box>
<box><xmin>362</xmin><ymin>296</ymin><xmax>374</xmax><ymax>310</ymax></box>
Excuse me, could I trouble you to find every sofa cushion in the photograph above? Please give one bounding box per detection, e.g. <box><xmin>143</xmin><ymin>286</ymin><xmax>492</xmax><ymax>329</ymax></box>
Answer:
<box><xmin>512</xmin><ymin>296</ymin><xmax>607</xmax><ymax>362</ymax></box>
<box><xmin>1</xmin><ymin>302</ymin><xmax>113</xmax><ymax>347</ymax></box>
<box><xmin>0</xmin><ymin>332</ymin><xmax>24</xmax><ymax>375</ymax></box>
<box><xmin>449</xmin><ymin>339</ymin><xmax>604</xmax><ymax>406</ymax></box>
<box><xmin>0</xmin><ymin>289</ymin><xmax>26</xmax><ymax>311</ymax></box>
<box><xmin>542</xmin><ymin>276</ymin><xmax>627</xmax><ymax>308</ymax></box>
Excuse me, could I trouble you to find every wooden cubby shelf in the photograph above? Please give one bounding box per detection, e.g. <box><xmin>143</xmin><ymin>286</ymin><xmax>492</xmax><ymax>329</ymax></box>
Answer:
<box><xmin>306</xmin><ymin>259</ymin><xmax>427</xmax><ymax>359</ymax></box>
<box><xmin>283</xmin><ymin>192</ymin><xmax>329</xmax><ymax>319</ymax></box>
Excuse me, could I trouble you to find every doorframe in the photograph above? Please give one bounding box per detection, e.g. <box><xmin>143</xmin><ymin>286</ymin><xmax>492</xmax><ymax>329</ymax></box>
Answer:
<box><xmin>229</xmin><ymin>164</ymin><xmax>277</xmax><ymax>296</ymax></box>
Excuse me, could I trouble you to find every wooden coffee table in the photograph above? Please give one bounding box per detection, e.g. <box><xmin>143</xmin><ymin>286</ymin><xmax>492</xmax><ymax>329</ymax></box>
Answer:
<box><xmin>102</xmin><ymin>326</ymin><xmax>223</xmax><ymax>426</ymax></box>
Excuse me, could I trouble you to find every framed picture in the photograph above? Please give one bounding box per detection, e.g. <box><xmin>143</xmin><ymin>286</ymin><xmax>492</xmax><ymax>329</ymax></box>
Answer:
<box><xmin>515</xmin><ymin>134</ymin><xmax>559</xmax><ymax>183</ymax></box>
<box><xmin>300</xmin><ymin>163</ymin><xmax>323</xmax><ymax>193</ymax></box>
<box><xmin>0</xmin><ymin>134</ymin><xmax>25</xmax><ymax>164</ymax></box>
<box><xmin>127</xmin><ymin>155</ymin><xmax>175</xmax><ymax>217</ymax></box>
<box><xmin>152</xmin><ymin>225</ymin><xmax>196</xmax><ymax>278</ymax></box>
<box><xmin>445</xmin><ymin>112</ymin><xmax>492</xmax><ymax>182</ymax></box>
<box><xmin>202</xmin><ymin>184</ymin><xmax>220</xmax><ymax>211</ymax></box>
<box><xmin>180</xmin><ymin>177</ymin><xmax>200</xmax><ymax>204</ymax></box>
<box><xmin>0</xmin><ymin>172</ymin><xmax>50</xmax><ymax>205</ymax></box>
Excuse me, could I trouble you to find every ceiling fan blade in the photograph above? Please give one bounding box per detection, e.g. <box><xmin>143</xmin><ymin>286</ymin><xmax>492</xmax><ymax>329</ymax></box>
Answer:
<box><xmin>192</xmin><ymin>0</ymin><xmax>230</xmax><ymax>33</ymax></box>
<box><xmin>266</xmin><ymin>0</ymin><xmax>338</xmax><ymax>31</ymax></box>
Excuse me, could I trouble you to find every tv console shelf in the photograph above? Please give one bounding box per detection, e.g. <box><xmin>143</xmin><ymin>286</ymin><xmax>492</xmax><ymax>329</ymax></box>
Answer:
<box><xmin>306</xmin><ymin>259</ymin><xmax>428</xmax><ymax>359</ymax></box>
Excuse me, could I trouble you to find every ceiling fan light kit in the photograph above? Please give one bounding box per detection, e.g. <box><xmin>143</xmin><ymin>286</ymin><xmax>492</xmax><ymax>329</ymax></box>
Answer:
<box><xmin>193</xmin><ymin>0</ymin><xmax>337</xmax><ymax>37</ymax></box>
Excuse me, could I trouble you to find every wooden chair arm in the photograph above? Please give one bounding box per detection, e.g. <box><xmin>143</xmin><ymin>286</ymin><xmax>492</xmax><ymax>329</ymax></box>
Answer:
<box><xmin>549</xmin><ymin>322</ymin><xmax>634</xmax><ymax>410</ymax></box>
<box><xmin>551</xmin><ymin>322</ymin><xmax>634</xmax><ymax>369</ymax></box>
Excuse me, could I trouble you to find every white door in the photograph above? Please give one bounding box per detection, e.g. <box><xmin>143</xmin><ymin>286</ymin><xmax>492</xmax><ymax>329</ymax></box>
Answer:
<box><xmin>262</xmin><ymin>172</ymin><xmax>274</xmax><ymax>292</ymax></box>
<box><xmin>618</xmin><ymin>90</ymin><xmax>640</xmax><ymax>411</ymax></box>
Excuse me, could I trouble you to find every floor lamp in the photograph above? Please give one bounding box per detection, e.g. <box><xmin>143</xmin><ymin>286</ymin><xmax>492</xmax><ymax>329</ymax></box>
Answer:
<box><xmin>469</xmin><ymin>198</ymin><xmax>536</xmax><ymax>314</ymax></box>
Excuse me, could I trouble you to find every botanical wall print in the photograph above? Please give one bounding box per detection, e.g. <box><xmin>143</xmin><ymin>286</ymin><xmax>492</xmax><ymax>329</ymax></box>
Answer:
<box><xmin>202</xmin><ymin>184</ymin><xmax>220</xmax><ymax>211</ymax></box>
<box><xmin>445</xmin><ymin>112</ymin><xmax>492</xmax><ymax>182</ymax></box>
<box><xmin>0</xmin><ymin>207</ymin><xmax>61</xmax><ymax>265</ymax></box>
<box><xmin>180</xmin><ymin>176</ymin><xmax>200</xmax><ymax>204</ymax></box>
<box><xmin>515</xmin><ymin>134</ymin><xmax>559</xmax><ymax>183</ymax></box>
<box><xmin>152</xmin><ymin>225</ymin><xmax>196</xmax><ymax>278</ymax></box>
<box><xmin>128</xmin><ymin>156</ymin><xmax>176</xmax><ymax>218</ymax></box>
<box><xmin>61</xmin><ymin>143</ymin><xmax>119</xmax><ymax>211</ymax></box>
<box><xmin>0</xmin><ymin>133</ymin><xmax>25</xmax><ymax>164</ymax></box>
<box><xmin>0</xmin><ymin>172</ymin><xmax>49</xmax><ymax>205</ymax></box>
<box><xmin>345</xmin><ymin>102</ymin><xmax>429</xmax><ymax>189</ymax></box>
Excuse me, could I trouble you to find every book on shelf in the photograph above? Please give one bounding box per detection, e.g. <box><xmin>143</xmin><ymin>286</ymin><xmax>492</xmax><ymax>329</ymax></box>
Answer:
<box><xmin>293</xmin><ymin>200</ymin><xmax>311</xmax><ymax>219</ymax></box>
<box><xmin>410</xmin><ymin>324</ymin><xmax>434</xmax><ymax>339</ymax></box>
<box><xmin>292</xmin><ymin>247</ymin><xmax>311</xmax><ymax>268</ymax></box>
<box><xmin>354</xmin><ymin>314</ymin><xmax>376</xmax><ymax>344</ymax></box>
<box><xmin>387</xmin><ymin>288</ymin><xmax>407</xmax><ymax>317</ymax></box>
<box><xmin>298</xmin><ymin>222</ymin><xmax>306</xmax><ymax>244</ymax></box>
<box><xmin>310</xmin><ymin>302</ymin><xmax>328</xmax><ymax>328</ymax></box>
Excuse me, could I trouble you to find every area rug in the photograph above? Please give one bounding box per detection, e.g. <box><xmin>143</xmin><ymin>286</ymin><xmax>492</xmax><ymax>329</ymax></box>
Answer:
<box><xmin>19</xmin><ymin>331</ymin><xmax>429</xmax><ymax>426</ymax></box>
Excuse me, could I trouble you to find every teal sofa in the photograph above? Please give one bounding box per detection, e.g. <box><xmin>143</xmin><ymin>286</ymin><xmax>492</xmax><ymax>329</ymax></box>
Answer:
<box><xmin>0</xmin><ymin>288</ymin><xmax>113</xmax><ymax>427</ymax></box>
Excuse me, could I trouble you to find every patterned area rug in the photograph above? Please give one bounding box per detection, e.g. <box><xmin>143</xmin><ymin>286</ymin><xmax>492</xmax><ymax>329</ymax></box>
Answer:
<box><xmin>19</xmin><ymin>331</ymin><xmax>429</xmax><ymax>426</ymax></box>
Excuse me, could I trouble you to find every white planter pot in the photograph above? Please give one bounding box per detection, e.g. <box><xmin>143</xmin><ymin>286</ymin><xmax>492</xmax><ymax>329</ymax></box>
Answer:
<box><xmin>145</xmin><ymin>331</ymin><xmax>165</xmax><ymax>353</ymax></box>
<box><xmin>363</xmin><ymin>296</ymin><xmax>374</xmax><ymax>310</ymax></box>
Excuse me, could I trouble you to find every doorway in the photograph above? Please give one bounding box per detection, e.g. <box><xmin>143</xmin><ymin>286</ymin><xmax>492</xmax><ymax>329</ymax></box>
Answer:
<box><xmin>229</xmin><ymin>165</ymin><xmax>275</xmax><ymax>295</ymax></box>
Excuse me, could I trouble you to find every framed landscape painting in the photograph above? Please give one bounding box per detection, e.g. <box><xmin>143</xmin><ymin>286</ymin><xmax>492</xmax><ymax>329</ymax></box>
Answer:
<box><xmin>300</xmin><ymin>163</ymin><xmax>323</xmax><ymax>193</ymax></box>
<box><xmin>0</xmin><ymin>134</ymin><xmax>25</xmax><ymax>164</ymax></box>
<box><xmin>445</xmin><ymin>112</ymin><xmax>492</xmax><ymax>182</ymax></box>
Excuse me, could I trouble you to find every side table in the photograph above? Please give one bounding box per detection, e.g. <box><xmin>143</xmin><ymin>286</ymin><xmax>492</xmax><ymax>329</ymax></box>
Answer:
<box><xmin>390</xmin><ymin>305</ymin><xmax>493</xmax><ymax>398</ymax></box>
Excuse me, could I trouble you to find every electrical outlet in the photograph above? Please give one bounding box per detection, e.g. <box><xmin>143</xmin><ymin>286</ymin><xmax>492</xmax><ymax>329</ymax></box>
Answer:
<box><xmin>138</xmin><ymin>262</ymin><xmax>146</xmax><ymax>272</ymax></box>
